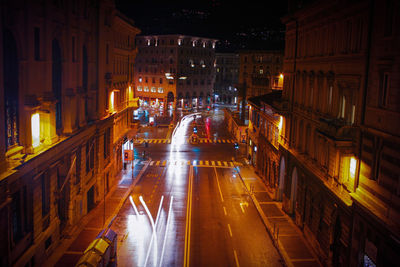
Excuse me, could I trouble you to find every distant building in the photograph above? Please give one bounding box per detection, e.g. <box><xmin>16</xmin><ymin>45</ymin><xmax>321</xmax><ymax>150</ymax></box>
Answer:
<box><xmin>214</xmin><ymin>53</ymin><xmax>239</xmax><ymax>104</ymax></box>
<box><xmin>0</xmin><ymin>0</ymin><xmax>140</xmax><ymax>266</ymax></box>
<box><xmin>134</xmin><ymin>34</ymin><xmax>218</xmax><ymax>109</ymax></box>
<box><xmin>238</xmin><ymin>50</ymin><xmax>284</xmax><ymax>101</ymax></box>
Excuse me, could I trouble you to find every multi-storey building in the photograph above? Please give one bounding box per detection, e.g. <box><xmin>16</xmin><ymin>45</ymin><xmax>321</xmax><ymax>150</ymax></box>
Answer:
<box><xmin>0</xmin><ymin>1</ymin><xmax>140</xmax><ymax>266</ymax></box>
<box><xmin>134</xmin><ymin>35</ymin><xmax>217</xmax><ymax>109</ymax></box>
<box><xmin>350</xmin><ymin>0</ymin><xmax>400</xmax><ymax>266</ymax></box>
<box><xmin>259</xmin><ymin>0</ymin><xmax>400</xmax><ymax>266</ymax></box>
<box><xmin>247</xmin><ymin>91</ymin><xmax>285</xmax><ymax>200</ymax></box>
<box><xmin>238</xmin><ymin>50</ymin><xmax>284</xmax><ymax>101</ymax></box>
<box><xmin>214</xmin><ymin>53</ymin><xmax>239</xmax><ymax>104</ymax></box>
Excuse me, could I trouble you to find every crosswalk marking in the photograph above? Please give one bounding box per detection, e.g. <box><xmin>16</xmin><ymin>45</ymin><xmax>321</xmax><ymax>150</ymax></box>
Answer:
<box><xmin>148</xmin><ymin>159</ymin><xmax>242</xmax><ymax>167</ymax></box>
<box><xmin>137</xmin><ymin>138</ymin><xmax>236</xmax><ymax>144</ymax></box>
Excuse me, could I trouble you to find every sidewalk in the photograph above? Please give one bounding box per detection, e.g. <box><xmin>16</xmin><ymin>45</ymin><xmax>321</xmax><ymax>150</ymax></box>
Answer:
<box><xmin>44</xmin><ymin>159</ymin><xmax>150</xmax><ymax>267</ymax></box>
<box><xmin>236</xmin><ymin>164</ymin><xmax>321</xmax><ymax>267</ymax></box>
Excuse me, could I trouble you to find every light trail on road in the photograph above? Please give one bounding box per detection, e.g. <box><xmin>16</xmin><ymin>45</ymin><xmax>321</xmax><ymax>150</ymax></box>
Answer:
<box><xmin>140</xmin><ymin>196</ymin><xmax>159</xmax><ymax>266</ymax></box>
<box><xmin>159</xmin><ymin>196</ymin><xmax>174</xmax><ymax>267</ymax></box>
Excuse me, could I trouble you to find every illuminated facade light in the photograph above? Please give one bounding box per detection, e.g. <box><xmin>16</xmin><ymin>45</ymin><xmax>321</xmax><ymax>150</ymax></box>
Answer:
<box><xmin>31</xmin><ymin>113</ymin><xmax>40</xmax><ymax>147</ymax></box>
<box><xmin>110</xmin><ymin>91</ymin><xmax>115</xmax><ymax>111</ymax></box>
<box><xmin>350</xmin><ymin>157</ymin><xmax>357</xmax><ymax>179</ymax></box>
<box><xmin>280</xmin><ymin>73</ymin><xmax>284</xmax><ymax>79</ymax></box>
<box><xmin>279</xmin><ymin>116</ymin><xmax>283</xmax><ymax>131</ymax></box>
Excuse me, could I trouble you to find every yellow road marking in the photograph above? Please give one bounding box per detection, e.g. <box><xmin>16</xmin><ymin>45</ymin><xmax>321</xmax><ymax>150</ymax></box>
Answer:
<box><xmin>234</xmin><ymin>250</ymin><xmax>240</xmax><ymax>267</ymax></box>
<box><xmin>227</xmin><ymin>224</ymin><xmax>233</xmax><ymax>237</ymax></box>
<box><xmin>184</xmin><ymin>167</ymin><xmax>194</xmax><ymax>267</ymax></box>
<box><xmin>214</xmin><ymin>167</ymin><xmax>224</xmax><ymax>202</ymax></box>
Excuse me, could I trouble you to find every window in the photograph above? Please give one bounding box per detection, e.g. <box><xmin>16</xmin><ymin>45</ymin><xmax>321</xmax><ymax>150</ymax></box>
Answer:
<box><xmin>41</xmin><ymin>173</ymin><xmax>50</xmax><ymax>217</ymax></box>
<box><xmin>340</xmin><ymin>95</ymin><xmax>346</xmax><ymax>119</ymax></box>
<box><xmin>384</xmin><ymin>0</ymin><xmax>394</xmax><ymax>37</ymax></box>
<box><xmin>137</xmin><ymin>86</ymin><xmax>142</xmax><ymax>92</ymax></box>
<box><xmin>379</xmin><ymin>73</ymin><xmax>390</xmax><ymax>107</ymax></box>
<box><xmin>75</xmin><ymin>149</ymin><xmax>81</xmax><ymax>184</ymax></box>
<box><xmin>158</xmin><ymin>87</ymin><xmax>164</xmax><ymax>93</ymax></box>
<box><xmin>151</xmin><ymin>87</ymin><xmax>156</xmax><ymax>93</ymax></box>
<box><xmin>34</xmin><ymin>27</ymin><xmax>40</xmax><ymax>60</ymax></box>
<box><xmin>86</xmin><ymin>140</ymin><xmax>94</xmax><ymax>173</ymax></box>
<box><xmin>11</xmin><ymin>187</ymin><xmax>28</xmax><ymax>242</ymax></box>
<box><xmin>328</xmin><ymin>85</ymin><xmax>333</xmax><ymax>112</ymax></box>
<box><xmin>105</xmin><ymin>44</ymin><xmax>109</xmax><ymax>64</ymax></box>
<box><xmin>144</xmin><ymin>86</ymin><xmax>149</xmax><ymax>92</ymax></box>
<box><xmin>104</xmin><ymin>128</ymin><xmax>111</xmax><ymax>159</ymax></box>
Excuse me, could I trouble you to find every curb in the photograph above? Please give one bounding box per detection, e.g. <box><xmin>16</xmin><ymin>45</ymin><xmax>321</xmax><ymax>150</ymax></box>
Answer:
<box><xmin>233</xmin><ymin>165</ymin><xmax>288</xmax><ymax>267</ymax></box>
<box><xmin>104</xmin><ymin>159</ymin><xmax>151</xmax><ymax>229</ymax></box>
<box><xmin>235</xmin><ymin>165</ymin><xmax>322</xmax><ymax>267</ymax></box>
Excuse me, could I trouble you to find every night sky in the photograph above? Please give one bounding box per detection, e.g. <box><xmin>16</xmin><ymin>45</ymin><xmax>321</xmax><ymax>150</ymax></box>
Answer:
<box><xmin>116</xmin><ymin>0</ymin><xmax>288</xmax><ymax>52</ymax></box>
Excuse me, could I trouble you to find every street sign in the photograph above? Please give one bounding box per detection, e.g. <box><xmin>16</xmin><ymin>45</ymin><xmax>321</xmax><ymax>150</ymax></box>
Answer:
<box><xmin>124</xmin><ymin>150</ymin><xmax>133</xmax><ymax>161</ymax></box>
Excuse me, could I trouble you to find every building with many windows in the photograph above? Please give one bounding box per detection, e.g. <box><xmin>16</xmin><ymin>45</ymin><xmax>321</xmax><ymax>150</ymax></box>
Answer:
<box><xmin>134</xmin><ymin>34</ymin><xmax>217</xmax><ymax>110</ymax></box>
<box><xmin>238</xmin><ymin>50</ymin><xmax>284</xmax><ymax>101</ymax></box>
<box><xmin>214</xmin><ymin>53</ymin><xmax>239</xmax><ymax>104</ymax></box>
<box><xmin>0</xmin><ymin>0</ymin><xmax>140</xmax><ymax>266</ymax></box>
<box><xmin>248</xmin><ymin>0</ymin><xmax>400</xmax><ymax>266</ymax></box>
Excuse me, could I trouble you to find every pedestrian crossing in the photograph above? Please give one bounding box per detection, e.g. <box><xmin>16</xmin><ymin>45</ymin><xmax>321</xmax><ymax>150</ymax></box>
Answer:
<box><xmin>136</xmin><ymin>138</ymin><xmax>236</xmax><ymax>144</ymax></box>
<box><xmin>148</xmin><ymin>159</ymin><xmax>240</xmax><ymax>168</ymax></box>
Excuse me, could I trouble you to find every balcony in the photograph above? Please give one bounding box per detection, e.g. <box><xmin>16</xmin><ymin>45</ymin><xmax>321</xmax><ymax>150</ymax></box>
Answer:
<box><xmin>317</xmin><ymin>117</ymin><xmax>357</xmax><ymax>142</ymax></box>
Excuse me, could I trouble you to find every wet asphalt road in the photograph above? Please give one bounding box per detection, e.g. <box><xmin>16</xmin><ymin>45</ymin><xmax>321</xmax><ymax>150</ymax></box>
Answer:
<box><xmin>111</xmin><ymin>108</ymin><xmax>283</xmax><ymax>267</ymax></box>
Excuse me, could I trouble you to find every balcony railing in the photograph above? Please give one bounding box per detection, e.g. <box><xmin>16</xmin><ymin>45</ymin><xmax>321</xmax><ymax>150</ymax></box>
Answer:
<box><xmin>317</xmin><ymin>117</ymin><xmax>357</xmax><ymax>141</ymax></box>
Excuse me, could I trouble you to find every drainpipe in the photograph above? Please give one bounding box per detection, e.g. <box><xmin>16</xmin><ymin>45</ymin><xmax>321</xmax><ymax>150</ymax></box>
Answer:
<box><xmin>355</xmin><ymin>0</ymin><xmax>374</xmax><ymax>191</ymax></box>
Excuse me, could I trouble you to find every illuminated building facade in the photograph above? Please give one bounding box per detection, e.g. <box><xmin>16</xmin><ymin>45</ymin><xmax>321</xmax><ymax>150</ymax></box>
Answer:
<box><xmin>247</xmin><ymin>91</ymin><xmax>285</xmax><ymax>200</ymax></box>
<box><xmin>238</xmin><ymin>50</ymin><xmax>284</xmax><ymax>100</ymax></box>
<box><xmin>134</xmin><ymin>35</ymin><xmax>217</xmax><ymax>109</ymax></box>
<box><xmin>214</xmin><ymin>53</ymin><xmax>239</xmax><ymax>104</ymax></box>
<box><xmin>262</xmin><ymin>0</ymin><xmax>400</xmax><ymax>266</ymax></box>
<box><xmin>0</xmin><ymin>0</ymin><xmax>140</xmax><ymax>266</ymax></box>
